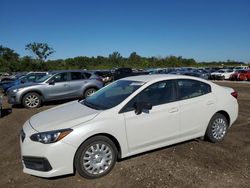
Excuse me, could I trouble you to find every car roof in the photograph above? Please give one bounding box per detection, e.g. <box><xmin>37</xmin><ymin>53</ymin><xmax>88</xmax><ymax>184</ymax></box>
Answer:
<box><xmin>120</xmin><ymin>74</ymin><xmax>203</xmax><ymax>83</ymax></box>
<box><xmin>49</xmin><ymin>70</ymin><xmax>90</xmax><ymax>74</ymax></box>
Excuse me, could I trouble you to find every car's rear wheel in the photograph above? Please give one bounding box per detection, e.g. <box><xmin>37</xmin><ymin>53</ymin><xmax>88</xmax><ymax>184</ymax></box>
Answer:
<box><xmin>205</xmin><ymin>113</ymin><xmax>228</xmax><ymax>143</ymax></box>
<box><xmin>75</xmin><ymin>136</ymin><xmax>117</xmax><ymax>179</ymax></box>
<box><xmin>22</xmin><ymin>92</ymin><xmax>41</xmax><ymax>108</ymax></box>
<box><xmin>84</xmin><ymin>88</ymin><xmax>97</xmax><ymax>98</ymax></box>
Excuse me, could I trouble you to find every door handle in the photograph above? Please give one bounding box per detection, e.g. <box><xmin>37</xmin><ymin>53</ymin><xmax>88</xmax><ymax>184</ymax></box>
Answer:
<box><xmin>63</xmin><ymin>84</ymin><xmax>69</xmax><ymax>87</ymax></box>
<box><xmin>169</xmin><ymin>107</ymin><xmax>179</xmax><ymax>113</ymax></box>
<box><xmin>206</xmin><ymin>100</ymin><xmax>214</xmax><ymax>105</ymax></box>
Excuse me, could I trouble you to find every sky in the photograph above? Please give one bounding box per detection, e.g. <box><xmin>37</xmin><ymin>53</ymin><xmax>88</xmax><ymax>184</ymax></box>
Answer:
<box><xmin>0</xmin><ymin>0</ymin><xmax>250</xmax><ymax>62</ymax></box>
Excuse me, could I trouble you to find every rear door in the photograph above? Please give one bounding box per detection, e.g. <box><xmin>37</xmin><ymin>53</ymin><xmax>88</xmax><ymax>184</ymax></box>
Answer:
<box><xmin>68</xmin><ymin>72</ymin><xmax>87</xmax><ymax>97</ymax></box>
<box><xmin>177</xmin><ymin>79</ymin><xmax>216</xmax><ymax>138</ymax></box>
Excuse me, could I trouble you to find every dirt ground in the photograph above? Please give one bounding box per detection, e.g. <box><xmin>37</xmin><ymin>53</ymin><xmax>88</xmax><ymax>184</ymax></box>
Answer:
<box><xmin>0</xmin><ymin>81</ymin><xmax>249</xmax><ymax>188</ymax></box>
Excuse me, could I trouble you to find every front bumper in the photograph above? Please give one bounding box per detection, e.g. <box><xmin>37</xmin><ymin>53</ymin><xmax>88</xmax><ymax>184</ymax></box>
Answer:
<box><xmin>210</xmin><ymin>75</ymin><xmax>225</xmax><ymax>80</ymax></box>
<box><xmin>20</xmin><ymin>121</ymin><xmax>77</xmax><ymax>178</ymax></box>
<box><xmin>7</xmin><ymin>90</ymin><xmax>22</xmax><ymax>105</ymax></box>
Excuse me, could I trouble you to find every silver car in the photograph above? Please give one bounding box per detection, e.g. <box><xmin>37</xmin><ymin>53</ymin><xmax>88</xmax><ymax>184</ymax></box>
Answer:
<box><xmin>7</xmin><ymin>70</ymin><xmax>103</xmax><ymax>108</ymax></box>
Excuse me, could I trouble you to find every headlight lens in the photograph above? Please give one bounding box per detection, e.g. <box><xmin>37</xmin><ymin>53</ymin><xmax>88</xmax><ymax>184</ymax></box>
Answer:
<box><xmin>30</xmin><ymin>129</ymin><xmax>73</xmax><ymax>144</ymax></box>
<box><xmin>12</xmin><ymin>88</ymin><xmax>23</xmax><ymax>93</ymax></box>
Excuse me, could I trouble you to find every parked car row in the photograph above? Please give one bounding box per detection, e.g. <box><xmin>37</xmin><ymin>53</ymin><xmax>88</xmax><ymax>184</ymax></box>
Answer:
<box><xmin>1</xmin><ymin>66</ymin><xmax>249</xmax><ymax>109</ymax></box>
<box><xmin>0</xmin><ymin>72</ymin><xmax>48</xmax><ymax>92</ymax></box>
<box><xmin>146</xmin><ymin>66</ymin><xmax>250</xmax><ymax>81</ymax></box>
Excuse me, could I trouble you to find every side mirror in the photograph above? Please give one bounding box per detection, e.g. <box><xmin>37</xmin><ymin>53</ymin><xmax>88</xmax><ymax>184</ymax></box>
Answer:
<box><xmin>48</xmin><ymin>79</ymin><xmax>55</xmax><ymax>85</ymax></box>
<box><xmin>134</xmin><ymin>102</ymin><xmax>152</xmax><ymax>115</ymax></box>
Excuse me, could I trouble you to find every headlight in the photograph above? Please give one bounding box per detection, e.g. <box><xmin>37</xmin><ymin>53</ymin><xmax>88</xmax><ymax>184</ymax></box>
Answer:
<box><xmin>30</xmin><ymin>129</ymin><xmax>73</xmax><ymax>144</ymax></box>
<box><xmin>12</xmin><ymin>88</ymin><xmax>23</xmax><ymax>93</ymax></box>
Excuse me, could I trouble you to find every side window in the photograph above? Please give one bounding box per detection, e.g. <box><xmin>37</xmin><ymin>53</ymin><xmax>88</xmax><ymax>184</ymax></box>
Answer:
<box><xmin>122</xmin><ymin>80</ymin><xmax>176</xmax><ymax>112</ymax></box>
<box><xmin>51</xmin><ymin>73</ymin><xmax>68</xmax><ymax>83</ymax></box>
<box><xmin>27</xmin><ymin>75</ymin><xmax>36</xmax><ymax>82</ymax></box>
<box><xmin>177</xmin><ymin>79</ymin><xmax>211</xmax><ymax>100</ymax></box>
<box><xmin>36</xmin><ymin>73</ymin><xmax>46</xmax><ymax>80</ymax></box>
<box><xmin>83</xmin><ymin>72</ymin><xmax>92</xmax><ymax>79</ymax></box>
<box><xmin>71</xmin><ymin>72</ymin><xmax>85</xmax><ymax>81</ymax></box>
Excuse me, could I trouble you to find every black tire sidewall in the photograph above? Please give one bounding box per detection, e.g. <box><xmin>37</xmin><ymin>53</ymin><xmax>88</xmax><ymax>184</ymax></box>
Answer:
<box><xmin>205</xmin><ymin>113</ymin><xmax>228</xmax><ymax>143</ymax></box>
<box><xmin>22</xmin><ymin>92</ymin><xmax>41</xmax><ymax>108</ymax></box>
<box><xmin>74</xmin><ymin>136</ymin><xmax>117</xmax><ymax>179</ymax></box>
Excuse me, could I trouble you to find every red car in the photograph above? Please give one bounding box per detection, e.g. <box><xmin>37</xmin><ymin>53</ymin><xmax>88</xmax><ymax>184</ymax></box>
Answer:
<box><xmin>230</xmin><ymin>70</ymin><xmax>250</xmax><ymax>81</ymax></box>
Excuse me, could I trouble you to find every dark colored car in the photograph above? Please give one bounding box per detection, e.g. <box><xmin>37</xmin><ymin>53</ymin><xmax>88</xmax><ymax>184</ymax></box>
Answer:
<box><xmin>91</xmin><ymin>70</ymin><xmax>113</xmax><ymax>85</ymax></box>
<box><xmin>1</xmin><ymin>72</ymin><xmax>48</xmax><ymax>92</ymax></box>
<box><xmin>0</xmin><ymin>95</ymin><xmax>2</xmax><ymax>117</ymax></box>
<box><xmin>112</xmin><ymin>68</ymin><xmax>149</xmax><ymax>80</ymax></box>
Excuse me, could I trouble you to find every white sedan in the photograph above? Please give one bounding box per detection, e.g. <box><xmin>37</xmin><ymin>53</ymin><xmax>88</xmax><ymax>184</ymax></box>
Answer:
<box><xmin>20</xmin><ymin>74</ymin><xmax>238</xmax><ymax>179</ymax></box>
<box><xmin>210</xmin><ymin>69</ymin><xmax>235</xmax><ymax>80</ymax></box>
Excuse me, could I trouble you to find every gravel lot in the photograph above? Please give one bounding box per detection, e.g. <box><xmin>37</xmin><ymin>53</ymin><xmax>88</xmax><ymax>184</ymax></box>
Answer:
<box><xmin>0</xmin><ymin>82</ymin><xmax>249</xmax><ymax>188</ymax></box>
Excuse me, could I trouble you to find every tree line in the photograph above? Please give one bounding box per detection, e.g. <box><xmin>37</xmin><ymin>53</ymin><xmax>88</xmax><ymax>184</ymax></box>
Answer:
<box><xmin>0</xmin><ymin>43</ymin><xmax>247</xmax><ymax>72</ymax></box>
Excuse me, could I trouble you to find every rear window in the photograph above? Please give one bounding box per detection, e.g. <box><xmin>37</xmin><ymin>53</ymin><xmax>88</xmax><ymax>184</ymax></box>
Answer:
<box><xmin>177</xmin><ymin>79</ymin><xmax>211</xmax><ymax>100</ymax></box>
<box><xmin>70</xmin><ymin>72</ymin><xmax>85</xmax><ymax>80</ymax></box>
<box><xmin>84</xmin><ymin>72</ymin><xmax>92</xmax><ymax>79</ymax></box>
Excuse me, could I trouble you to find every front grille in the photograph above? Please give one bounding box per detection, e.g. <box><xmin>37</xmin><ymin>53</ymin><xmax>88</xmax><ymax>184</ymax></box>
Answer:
<box><xmin>23</xmin><ymin>156</ymin><xmax>52</xmax><ymax>172</ymax></box>
<box><xmin>20</xmin><ymin>129</ymin><xmax>25</xmax><ymax>142</ymax></box>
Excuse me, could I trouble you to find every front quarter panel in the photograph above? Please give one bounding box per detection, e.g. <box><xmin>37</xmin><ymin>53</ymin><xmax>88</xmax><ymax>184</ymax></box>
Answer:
<box><xmin>61</xmin><ymin>110</ymin><xmax>129</xmax><ymax>158</ymax></box>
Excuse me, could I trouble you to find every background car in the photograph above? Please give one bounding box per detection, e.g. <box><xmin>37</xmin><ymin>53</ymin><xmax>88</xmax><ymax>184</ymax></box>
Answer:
<box><xmin>7</xmin><ymin>70</ymin><xmax>103</xmax><ymax>108</ymax></box>
<box><xmin>1</xmin><ymin>72</ymin><xmax>48</xmax><ymax>92</ymax></box>
<box><xmin>230</xmin><ymin>69</ymin><xmax>250</xmax><ymax>81</ymax></box>
<box><xmin>210</xmin><ymin>69</ymin><xmax>234</xmax><ymax>80</ymax></box>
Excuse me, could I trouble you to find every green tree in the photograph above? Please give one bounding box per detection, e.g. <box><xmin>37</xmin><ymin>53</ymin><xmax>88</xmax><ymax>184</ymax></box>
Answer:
<box><xmin>108</xmin><ymin>51</ymin><xmax>123</xmax><ymax>67</ymax></box>
<box><xmin>25</xmin><ymin>42</ymin><xmax>55</xmax><ymax>62</ymax></box>
<box><xmin>0</xmin><ymin>45</ymin><xmax>19</xmax><ymax>61</ymax></box>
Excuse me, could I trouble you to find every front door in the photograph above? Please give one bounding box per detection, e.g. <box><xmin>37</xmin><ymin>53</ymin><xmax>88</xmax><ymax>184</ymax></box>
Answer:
<box><xmin>122</xmin><ymin>80</ymin><xmax>180</xmax><ymax>154</ymax></box>
<box><xmin>45</xmin><ymin>72</ymin><xmax>71</xmax><ymax>100</ymax></box>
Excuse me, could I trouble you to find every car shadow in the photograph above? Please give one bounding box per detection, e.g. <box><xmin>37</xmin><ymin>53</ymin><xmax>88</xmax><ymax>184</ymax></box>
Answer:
<box><xmin>12</xmin><ymin>99</ymin><xmax>79</xmax><ymax>109</ymax></box>
<box><xmin>118</xmin><ymin>138</ymin><xmax>202</xmax><ymax>162</ymax></box>
<box><xmin>32</xmin><ymin>138</ymin><xmax>203</xmax><ymax>180</ymax></box>
<box><xmin>0</xmin><ymin>108</ymin><xmax>12</xmax><ymax>117</ymax></box>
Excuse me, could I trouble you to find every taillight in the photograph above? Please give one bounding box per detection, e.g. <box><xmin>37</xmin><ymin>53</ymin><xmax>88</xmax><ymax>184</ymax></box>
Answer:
<box><xmin>231</xmin><ymin>90</ymin><xmax>238</xmax><ymax>99</ymax></box>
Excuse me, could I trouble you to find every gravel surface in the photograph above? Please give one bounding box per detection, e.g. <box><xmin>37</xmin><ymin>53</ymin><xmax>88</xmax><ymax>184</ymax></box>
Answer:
<box><xmin>0</xmin><ymin>82</ymin><xmax>249</xmax><ymax>188</ymax></box>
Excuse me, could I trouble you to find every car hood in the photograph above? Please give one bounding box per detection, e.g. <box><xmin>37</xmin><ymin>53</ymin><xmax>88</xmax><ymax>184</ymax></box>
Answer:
<box><xmin>29</xmin><ymin>101</ymin><xmax>101</xmax><ymax>132</ymax></box>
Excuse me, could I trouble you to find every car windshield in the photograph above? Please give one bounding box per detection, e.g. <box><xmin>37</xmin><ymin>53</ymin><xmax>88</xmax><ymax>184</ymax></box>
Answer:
<box><xmin>82</xmin><ymin>80</ymin><xmax>144</xmax><ymax>110</ymax></box>
<box><xmin>35</xmin><ymin>74</ymin><xmax>52</xmax><ymax>83</ymax></box>
<box><xmin>218</xmin><ymin>70</ymin><xmax>225</xmax><ymax>73</ymax></box>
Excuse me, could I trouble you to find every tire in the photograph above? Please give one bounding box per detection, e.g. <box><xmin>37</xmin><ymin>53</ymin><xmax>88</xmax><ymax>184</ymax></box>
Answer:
<box><xmin>74</xmin><ymin>136</ymin><xmax>117</xmax><ymax>179</ymax></box>
<box><xmin>22</xmin><ymin>92</ymin><xmax>42</xmax><ymax>108</ymax></box>
<box><xmin>84</xmin><ymin>88</ymin><xmax>97</xmax><ymax>98</ymax></box>
<box><xmin>205</xmin><ymin>113</ymin><xmax>228</xmax><ymax>143</ymax></box>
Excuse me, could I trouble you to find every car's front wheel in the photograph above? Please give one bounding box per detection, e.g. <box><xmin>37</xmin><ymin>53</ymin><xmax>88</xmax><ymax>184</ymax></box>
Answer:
<box><xmin>84</xmin><ymin>88</ymin><xmax>97</xmax><ymax>98</ymax></box>
<box><xmin>75</xmin><ymin>136</ymin><xmax>117</xmax><ymax>179</ymax></box>
<box><xmin>205</xmin><ymin>113</ymin><xmax>228</xmax><ymax>143</ymax></box>
<box><xmin>22</xmin><ymin>92</ymin><xmax>42</xmax><ymax>108</ymax></box>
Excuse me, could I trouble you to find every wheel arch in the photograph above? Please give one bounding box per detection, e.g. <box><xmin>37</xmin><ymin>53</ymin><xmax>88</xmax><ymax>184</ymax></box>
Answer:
<box><xmin>21</xmin><ymin>90</ymin><xmax>44</xmax><ymax>102</ymax></box>
<box><xmin>74</xmin><ymin>133</ymin><xmax>122</xmax><ymax>165</ymax></box>
<box><xmin>215</xmin><ymin>110</ymin><xmax>230</xmax><ymax>125</ymax></box>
